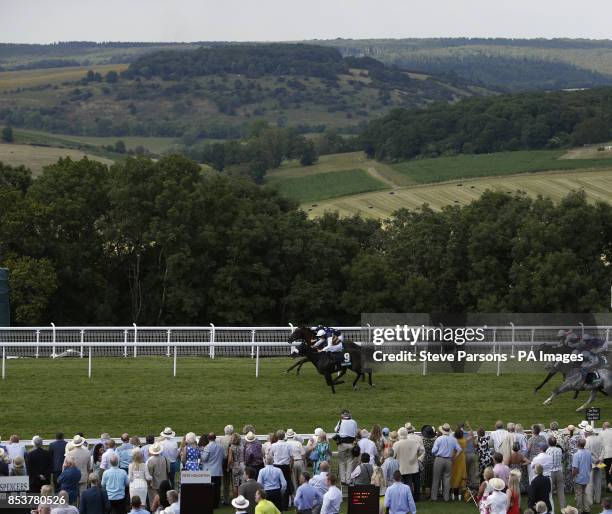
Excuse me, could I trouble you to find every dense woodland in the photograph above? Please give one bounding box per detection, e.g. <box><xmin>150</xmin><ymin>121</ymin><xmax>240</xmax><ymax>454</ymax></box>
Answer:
<box><xmin>1</xmin><ymin>156</ymin><xmax>611</xmax><ymax>326</ymax></box>
<box><xmin>360</xmin><ymin>88</ymin><xmax>612</xmax><ymax>161</ymax></box>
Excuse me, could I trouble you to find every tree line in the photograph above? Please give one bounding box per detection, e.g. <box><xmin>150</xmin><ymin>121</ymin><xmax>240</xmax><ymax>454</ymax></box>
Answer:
<box><xmin>1</xmin><ymin>156</ymin><xmax>610</xmax><ymax>326</ymax></box>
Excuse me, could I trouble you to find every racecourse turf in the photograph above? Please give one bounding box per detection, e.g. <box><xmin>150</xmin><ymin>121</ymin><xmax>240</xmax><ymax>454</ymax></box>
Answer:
<box><xmin>0</xmin><ymin>357</ymin><xmax>606</xmax><ymax>438</ymax></box>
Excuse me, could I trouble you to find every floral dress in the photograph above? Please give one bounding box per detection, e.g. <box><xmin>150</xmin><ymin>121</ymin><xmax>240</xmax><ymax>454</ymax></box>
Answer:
<box><xmin>184</xmin><ymin>445</ymin><xmax>200</xmax><ymax>471</ymax></box>
<box><xmin>229</xmin><ymin>443</ymin><xmax>244</xmax><ymax>487</ymax></box>
<box><xmin>312</xmin><ymin>441</ymin><xmax>331</xmax><ymax>475</ymax></box>
<box><xmin>421</xmin><ymin>437</ymin><xmax>435</xmax><ymax>490</ymax></box>
<box><xmin>563</xmin><ymin>433</ymin><xmax>581</xmax><ymax>493</ymax></box>
<box><xmin>477</xmin><ymin>435</ymin><xmax>493</xmax><ymax>477</ymax></box>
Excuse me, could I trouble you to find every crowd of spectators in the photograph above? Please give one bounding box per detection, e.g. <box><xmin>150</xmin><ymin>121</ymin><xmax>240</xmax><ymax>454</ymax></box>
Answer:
<box><xmin>2</xmin><ymin>411</ymin><xmax>612</xmax><ymax>514</ymax></box>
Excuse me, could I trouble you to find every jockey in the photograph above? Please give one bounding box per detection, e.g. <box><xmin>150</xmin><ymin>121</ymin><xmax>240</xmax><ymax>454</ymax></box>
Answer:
<box><xmin>574</xmin><ymin>334</ymin><xmax>608</xmax><ymax>385</ymax></box>
<box><xmin>319</xmin><ymin>329</ymin><xmax>344</xmax><ymax>354</ymax></box>
<box><xmin>556</xmin><ymin>329</ymin><xmax>579</xmax><ymax>348</ymax></box>
<box><xmin>312</xmin><ymin>326</ymin><xmax>343</xmax><ymax>349</ymax></box>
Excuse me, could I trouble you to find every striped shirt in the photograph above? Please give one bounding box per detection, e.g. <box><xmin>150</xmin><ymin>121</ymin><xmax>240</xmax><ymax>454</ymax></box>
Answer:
<box><xmin>545</xmin><ymin>446</ymin><xmax>563</xmax><ymax>472</ymax></box>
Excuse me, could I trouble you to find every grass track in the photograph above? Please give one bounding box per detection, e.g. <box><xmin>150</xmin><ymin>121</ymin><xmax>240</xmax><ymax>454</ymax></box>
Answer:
<box><xmin>0</xmin><ymin>357</ymin><xmax>598</xmax><ymax>438</ymax></box>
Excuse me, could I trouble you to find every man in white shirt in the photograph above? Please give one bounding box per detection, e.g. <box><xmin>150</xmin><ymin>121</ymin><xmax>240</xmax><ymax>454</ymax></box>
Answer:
<box><xmin>601</xmin><ymin>421</ymin><xmax>612</xmax><ymax>490</ymax></box>
<box><xmin>357</xmin><ymin>430</ymin><xmax>377</xmax><ymax>464</ymax></box>
<box><xmin>320</xmin><ymin>474</ymin><xmax>341</xmax><ymax>514</ymax></box>
<box><xmin>100</xmin><ymin>440</ymin><xmax>117</xmax><ymax>471</ymax></box>
<box><xmin>159</xmin><ymin>427</ymin><xmax>179</xmax><ymax>489</ymax></box>
<box><xmin>309</xmin><ymin>462</ymin><xmax>329</xmax><ymax>514</ymax></box>
<box><xmin>286</xmin><ymin>429</ymin><xmax>305</xmax><ymax>494</ymax></box>
<box><xmin>489</xmin><ymin>421</ymin><xmax>509</xmax><ymax>454</ymax></box>
<box><xmin>393</xmin><ymin>427</ymin><xmax>424</xmax><ymax>501</ymax></box>
<box><xmin>584</xmin><ymin>425</ymin><xmax>604</xmax><ymax>505</ymax></box>
<box><xmin>531</xmin><ymin>445</ymin><xmax>553</xmax><ymax>479</ymax></box>
<box><xmin>334</xmin><ymin>410</ymin><xmax>357</xmax><ymax>485</ymax></box>
<box><xmin>269</xmin><ymin>432</ymin><xmax>293</xmax><ymax>509</ymax></box>
<box><xmin>545</xmin><ymin>436</ymin><xmax>565</xmax><ymax>510</ymax></box>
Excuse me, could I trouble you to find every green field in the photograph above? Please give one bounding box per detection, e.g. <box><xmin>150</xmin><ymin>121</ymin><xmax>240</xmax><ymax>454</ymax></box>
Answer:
<box><xmin>0</xmin><ymin>356</ymin><xmax>594</xmax><ymax>438</ymax></box>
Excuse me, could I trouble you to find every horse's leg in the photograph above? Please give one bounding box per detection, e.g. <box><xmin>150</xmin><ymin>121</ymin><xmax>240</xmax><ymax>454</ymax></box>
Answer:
<box><xmin>576</xmin><ymin>389</ymin><xmax>598</xmax><ymax>412</ymax></box>
<box><xmin>286</xmin><ymin>358</ymin><xmax>306</xmax><ymax>374</ymax></box>
<box><xmin>333</xmin><ymin>368</ymin><xmax>347</xmax><ymax>385</ymax></box>
<box><xmin>368</xmin><ymin>371</ymin><xmax>373</xmax><ymax>387</ymax></box>
<box><xmin>352</xmin><ymin>372</ymin><xmax>362</xmax><ymax>389</ymax></box>
<box><xmin>324</xmin><ymin>372</ymin><xmax>336</xmax><ymax>394</ymax></box>
<box><xmin>296</xmin><ymin>358</ymin><xmax>310</xmax><ymax>376</ymax></box>
<box><xmin>573</xmin><ymin>391</ymin><xmax>580</xmax><ymax>399</ymax></box>
<box><xmin>543</xmin><ymin>381</ymin><xmax>576</xmax><ymax>406</ymax></box>
<box><xmin>534</xmin><ymin>371</ymin><xmax>556</xmax><ymax>393</ymax></box>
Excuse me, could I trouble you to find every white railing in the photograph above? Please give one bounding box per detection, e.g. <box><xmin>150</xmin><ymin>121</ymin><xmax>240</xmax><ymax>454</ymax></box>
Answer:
<box><xmin>0</xmin><ymin>324</ymin><xmax>610</xmax><ymax>380</ymax></box>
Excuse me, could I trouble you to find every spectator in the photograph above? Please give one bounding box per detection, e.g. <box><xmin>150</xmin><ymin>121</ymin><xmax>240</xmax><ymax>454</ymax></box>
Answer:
<box><xmin>601</xmin><ymin>497</ymin><xmax>612</xmax><ymax>514</ymax></box>
<box><xmin>476</xmin><ymin>426</ymin><xmax>493</xmax><ymax>479</ymax></box>
<box><xmin>7</xmin><ymin>435</ymin><xmax>26</xmax><ymax>473</ymax></box>
<box><xmin>244</xmin><ymin>432</ymin><xmax>264</xmax><ymax>475</ymax></box>
<box><xmin>392</xmin><ymin>427</ymin><xmax>424</xmax><ymax>501</ymax></box>
<box><xmin>36</xmin><ymin>484</ymin><xmax>54</xmax><ymax>514</ymax></box>
<box><xmin>369</xmin><ymin>425</ymin><xmax>385</xmax><ymax>464</ymax></box>
<box><xmin>146</xmin><ymin>443</ymin><xmax>169</xmax><ymax>508</ymax></box>
<box><xmin>483</xmin><ymin>477</ymin><xmax>507</xmax><ymax>514</ymax></box>
<box><xmin>584</xmin><ymin>424</ymin><xmax>604</xmax><ymax>505</ymax></box>
<box><xmin>493</xmin><ymin>452</ymin><xmax>511</xmax><ymax>485</ymax></box>
<box><xmin>58</xmin><ymin>457</ymin><xmax>82</xmax><ymax>505</ymax></box>
<box><xmin>49</xmin><ymin>432</ymin><xmax>67</xmax><ymax>491</ymax></box>
<box><xmin>534</xmin><ymin>500</ymin><xmax>550</xmax><ymax>514</ymax></box>
<box><xmin>320</xmin><ymin>473</ymin><xmax>341</xmax><ymax>514</ymax></box>
<box><xmin>219</xmin><ymin>425</ymin><xmax>235</xmax><ymax>507</ymax></box>
<box><xmin>160</xmin><ymin>490</ymin><xmax>179</xmax><ymax>514</ymax></box>
<box><xmin>159</xmin><ymin>428</ymin><xmax>179</xmax><ymax>489</ymax></box>
<box><xmin>68</xmin><ymin>435</ymin><xmax>92</xmax><ymax>494</ymax></box>
<box><xmin>601</xmin><ymin>422</ymin><xmax>612</xmax><ymax>492</ymax></box>
<box><xmin>141</xmin><ymin>436</ymin><xmax>155</xmax><ymax>462</ymax></box>
<box><xmin>464</xmin><ymin>422</ymin><xmax>479</xmax><ymax>490</ymax></box>
<box><xmin>546</xmin><ymin>436</ymin><xmax>565</xmax><ymax>510</ymax></box>
<box><xmin>309</xmin><ymin>461</ymin><xmax>329</xmax><ymax>514</ymax></box>
<box><xmin>231</xmin><ymin>495</ymin><xmax>250</xmax><ymax>514</ymax></box>
<box><xmin>10</xmin><ymin>455</ymin><xmax>26</xmax><ymax>476</ymax></box>
<box><xmin>528</xmin><ymin>463</ymin><xmax>551</xmax><ymax>512</ymax></box>
<box><xmin>129</xmin><ymin>449</ymin><xmax>151</xmax><ymax>506</ymax></box>
<box><xmin>506</xmin><ymin>469</ymin><xmax>522</xmax><ymax>514</ymax></box>
<box><xmin>286</xmin><ymin>429</ymin><xmax>305</xmax><ymax>494</ymax></box>
<box><xmin>79</xmin><ymin>473</ymin><xmax>110</xmax><ymax>514</ymax></box>
<box><xmin>51</xmin><ymin>490</ymin><xmax>79</xmax><ymax>514</ymax></box>
<box><xmin>334</xmin><ymin>410</ymin><xmax>357</xmax><ymax>486</ymax></box>
<box><xmin>430</xmin><ymin>422</ymin><xmax>462</xmax><ymax>502</ymax></box>
<box><xmin>150</xmin><ymin>480</ymin><xmax>172</xmax><ymax>514</ymax></box>
<box><xmin>310</xmin><ymin>431</ymin><xmax>331</xmax><ymax>476</ymax></box>
<box><xmin>507</xmin><ymin>441</ymin><xmax>530</xmax><ymax>494</ymax></box>
<box><xmin>420</xmin><ymin>425</ymin><xmax>436</xmax><ymax>498</ymax></box>
<box><xmin>450</xmin><ymin>426</ymin><xmax>467</xmax><ymax>501</ymax></box>
<box><xmin>384</xmin><ymin>470</ymin><xmax>416</xmax><ymax>514</ymax></box>
<box><xmin>350</xmin><ymin>453</ymin><xmax>373</xmax><ymax>485</ymax></box>
<box><xmin>180</xmin><ymin>432</ymin><xmax>200</xmax><ymax>471</ymax></box>
<box><xmin>294</xmin><ymin>471</ymin><xmax>317</xmax><ymax>514</ymax></box>
<box><xmin>380</xmin><ymin>448</ymin><xmax>399</xmax><ymax>488</ymax></box>
<box><xmin>489</xmin><ymin>422</ymin><xmax>509</xmax><ymax>455</ymax></box>
<box><xmin>101</xmin><ymin>454</ymin><xmax>129</xmax><ymax>514</ymax></box>
<box><xmin>239</xmin><ymin>467</ymin><xmax>263</xmax><ymax>514</ymax></box>
<box><xmin>477</xmin><ymin>466</ymin><xmax>494</xmax><ymax>510</ymax></box>
<box><xmin>128</xmin><ymin>496</ymin><xmax>149</xmax><ymax>514</ymax></box>
<box><xmin>0</xmin><ymin>447</ymin><xmax>9</xmax><ymax>476</ymax></box>
<box><xmin>254</xmin><ymin>489</ymin><xmax>280</xmax><ymax>514</ymax></box>
<box><xmin>560</xmin><ymin>506</ymin><xmax>579</xmax><ymax>514</ymax></box>
<box><xmin>357</xmin><ymin>429</ymin><xmax>377</xmax><ymax>464</ymax></box>
<box><xmin>530</xmin><ymin>444</ymin><xmax>553</xmax><ymax>485</ymax></box>
<box><xmin>201</xmin><ymin>432</ymin><xmax>224</xmax><ymax>508</ymax></box>
<box><xmin>257</xmin><ymin>456</ymin><xmax>286</xmax><ymax>512</ymax></box>
<box><xmin>269</xmin><ymin>430</ymin><xmax>292</xmax><ymax>509</ymax></box>
<box><xmin>100</xmin><ymin>440</ymin><xmax>116</xmax><ymax>472</ymax></box>
<box><xmin>572</xmin><ymin>438</ymin><xmax>592</xmax><ymax>514</ymax></box>
<box><xmin>26</xmin><ymin>435</ymin><xmax>51</xmax><ymax>493</ymax></box>
<box><xmin>527</xmin><ymin>425</ymin><xmax>547</xmax><ymax>483</ymax></box>
<box><xmin>90</xmin><ymin>444</ymin><xmax>105</xmax><ymax>481</ymax></box>
<box><xmin>228</xmin><ymin>433</ymin><xmax>245</xmax><ymax>499</ymax></box>
<box><xmin>116</xmin><ymin>434</ymin><xmax>134</xmax><ymax>474</ymax></box>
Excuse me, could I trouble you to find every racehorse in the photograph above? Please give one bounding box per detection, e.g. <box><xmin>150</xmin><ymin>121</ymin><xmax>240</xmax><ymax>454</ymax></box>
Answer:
<box><xmin>542</xmin><ymin>367</ymin><xmax>612</xmax><ymax>411</ymax></box>
<box><xmin>286</xmin><ymin>326</ymin><xmax>317</xmax><ymax>375</ymax></box>
<box><xmin>287</xmin><ymin>327</ymin><xmax>374</xmax><ymax>393</ymax></box>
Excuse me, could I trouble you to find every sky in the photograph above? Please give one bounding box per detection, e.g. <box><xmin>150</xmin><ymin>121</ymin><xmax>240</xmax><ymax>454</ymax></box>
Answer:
<box><xmin>1</xmin><ymin>0</ymin><xmax>612</xmax><ymax>43</ymax></box>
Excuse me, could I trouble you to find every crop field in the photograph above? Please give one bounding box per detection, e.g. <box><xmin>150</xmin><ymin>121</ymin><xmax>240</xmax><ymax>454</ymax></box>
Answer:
<box><xmin>0</xmin><ymin>142</ymin><xmax>114</xmax><ymax>175</ymax></box>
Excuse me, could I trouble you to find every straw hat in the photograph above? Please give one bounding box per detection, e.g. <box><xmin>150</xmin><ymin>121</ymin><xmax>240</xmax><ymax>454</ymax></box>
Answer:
<box><xmin>313</xmin><ymin>428</ymin><xmax>324</xmax><ymax>438</ymax></box>
<box><xmin>185</xmin><ymin>432</ymin><xmax>197</xmax><ymax>444</ymax></box>
<box><xmin>439</xmin><ymin>423</ymin><xmax>451</xmax><ymax>435</ymax></box>
<box><xmin>245</xmin><ymin>432</ymin><xmax>257</xmax><ymax>443</ymax></box>
<box><xmin>13</xmin><ymin>456</ymin><xmax>25</xmax><ymax>469</ymax></box>
<box><xmin>286</xmin><ymin>429</ymin><xmax>296</xmax><ymax>439</ymax></box>
<box><xmin>72</xmin><ymin>435</ymin><xmax>85</xmax><ymax>447</ymax></box>
<box><xmin>389</xmin><ymin>431</ymin><xmax>398</xmax><ymax>442</ymax></box>
<box><xmin>584</xmin><ymin>425</ymin><xmax>594</xmax><ymax>434</ymax></box>
<box><xmin>160</xmin><ymin>427</ymin><xmax>175</xmax><ymax>438</ymax></box>
<box><xmin>359</xmin><ymin>429</ymin><xmax>370</xmax><ymax>438</ymax></box>
<box><xmin>566</xmin><ymin>424</ymin><xmax>576</xmax><ymax>432</ymax></box>
<box><xmin>561</xmin><ymin>507</ymin><xmax>579</xmax><ymax>514</ymax></box>
<box><xmin>65</xmin><ymin>442</ymin><xmax>75</xmax><ymax>455</ymax></box>
<box><xmin>578</xmin><ymin>420</ymin><xmax>589</xmax><ymax>430</ymax></box>
<box><xmin>231</xmin><ymin>496</ymin><xmax>249</xmax><ymax>511</ymax></box>
<box><xmin>149</xmin><ymin>442</ymin><xmax>163</xmax><ymax>455</ymax></box>
<box><xmin>404</xmin><ymin>423</ymin><xmax>415</xmax><ymax>433</ymax></box>
<box><xmin>489</xmin><ymin>478</ymin><xmax>505</xmax><ymax>491</ymax></box>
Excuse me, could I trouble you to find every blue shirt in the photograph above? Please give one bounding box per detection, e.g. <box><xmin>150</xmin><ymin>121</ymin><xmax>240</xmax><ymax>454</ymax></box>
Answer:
<box><xmin>200</xmin><ymin>442</ymin><xmax>224</xmax><ymax>477</ymax></box>
<box><xmin>572</xmin><ymin>449</ymin><xmax>592</xmax><ymax>485</ymax></box>
<box><xmin>58</xmin><ymin>467</ymin><xmax>82</xmax><ymax>503</ymax></box>
<box><xmin>381</xmin><ymin>458</ymin><xmax>400</xmax><ymax>484</ymax></box>
<box><xmin>129</xmin><ymin>509</ymin><xmax>150</xmax><ymax>514</ymax></box>
<box><xmin>294</xmin><ymin>482</ymin><xmax>317</xmax><ymax>511</ymax></box>
<box><xmin>309</xmin><ymin>473</ymin><xmax>327</xmax><ymax>506</ymax></box>
<box><xmin>384</xmin><ymin>482</ymin><xmax>417</xmax><ymax>514</ymax></box>
<box><xmin>257</xmin><ymin>465</ymin><xmax>287</xmax><ymax>492</ymax></box>
<box><xmin>116</xmin><ymin>443</ymin><xmax>134</xmax><ymax>470</ymax></box>
<box><xmin>432</xmin><ymin>436</ymin><xmax>462</xmax><ymax>458</ymax></box>
<box><xmin>101</xmin><ymin>467</ymin><xmax>129</xmax><ymax>500</ymax></box>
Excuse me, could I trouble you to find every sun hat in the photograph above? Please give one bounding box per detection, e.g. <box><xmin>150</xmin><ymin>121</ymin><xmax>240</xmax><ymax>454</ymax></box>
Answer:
<box><xmin>578</xmin><ymin>420</ymin><xmax>589</xmax><ymax>430</ymax></box>
<box><xmin>245</xmin><ymin>432</ymin><xmax>257</xmax><ymax>443</ymax></box>
<box><xmin>360</xmin><ymin>429</ymin><xmax>370</xmax><ymax>438</ymax></box>
<box><xmin>489</xmin><ymin>478</ymin><xmax>505</xmax><ymax>491</ymax></box>
<box><xmin>560</xmin><ymin>507</ymin><xmax>579</xmax><ymax>514</ymax></box>
<box><xmin>160</xmin><ymin>427</ymin><xmax>175</xmax><ymax>438</ymax></box>
<box><xmin>404</xmin><ymin>423</ymin><xmax>415</xmax><ymax>433</ymax></box>
<box><xmin>584</xmin><ymin>425</ymin><xmax>594</xmax><ymax>434</ymax></box>
<box><xmin>389</xmin><ymin>431</ymin><xmax>398</xmax><ymax>442</ymax></box>
<box><xmin>149</xmin><ymin>442</ymin><xmax>163</xmax><ymax>455</ymax></box>
<box><xmin>64</xmin><ymin>442</ymin><xmax>75</xmax><ymax>455</ymax></box>
<box><xmin>314</xmin><ymin>428</ymin><xmax>324</xmax><ymax>438</ymax></box>
<box><xmin>566</xmin><ymin>424</ymin><xmax>576</xmax><ymax>432</ymax></box>
<box><xmin>13</xmin><ymin>456</ymin><xmax>25</xmax><ymax>469</ymax></box>
<box><xmin>286</xmin><ymin>429</ymin><xmax>296</xmax><ymax>439</ymax></box>
<box><xmin>72</xmin><ymin>435</ymin><xmax>85</xmax><ymax>447</ymax></box>
<box><xmin>185</xmin><ymin>432</ymin><xmax>197</xmax><ymax>444</ymax></box>
<box><xmin>439</xmin><ymin>423</ymin><xmax>451</xmax><ymax>434</ymax></box>
<box><xmin>231</xmin><ymin>495</ymin><xmax>250</xmax><ymax>510</ymax></box>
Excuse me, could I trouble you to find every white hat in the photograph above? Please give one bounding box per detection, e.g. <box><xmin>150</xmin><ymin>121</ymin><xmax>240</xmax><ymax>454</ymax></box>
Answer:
<box><xmin>584</xmin><ymin>425</ymin><xmax>594</xmax><ymax>434</ymax></box>
<box><xmin>160</xmin><ymin>427</ymin><xmax>175</xmax><ymax>438</ymax></box>
<box><xmin>439</xmin><ymin>423</ymin><xmax>451</xmax><ymax>434</ymax></box>
<box><xmin>314</xmin><ymin>428</ymin><xmax>324</xmax><ymax>437</ymax></box>
<box><xmin>0</xmin><ymin>448</ymin><xmax>5</xmax><ymax>459</ymax></box>
<box><xmin>489</xmin><ymin>478</ymin><xmax>505</xmax><ymax>491</ymax></box>
<box><xmin>578</xmin><ymin>420</ymin><xmax>589</xmax><ymax>430</ymax></box>
<box><xmin>245</xmin><ymin>432</ymin><xmax>257</xmax><ymax>443</ymax></box>
<box><xmin>286</xmin><ymin>429</ymin><xmax>296</xmax><ymax>439</ymax></box>
<box><xmin>360</xmin><ymin>429</ymin><xmax>370</xmax><ymax>438</ymax></box>
<box><xmin>231</xmin><ymin>495</ymin><xmax>249</xmax><ymax>510</ymax></box>
<box><xmin>149</xmin><ymin>442</ymin><xmax>163</xmax><ymax>455</ymax></box>
<box><xmin>185</xmin><ymin>432</ymin><xmax>197</xmax><ymax>444</ymax></box>
<box><xmin>404</xmin><ymin>423</ymin><xmax>415</xmax><ymax>433</ymax></box>
<box><xmin>72</xmin><ymin>435</ymin><xmax>85</xmax><ymax>447</ymax></box>
<box><xmin>316</xmin><ymin>329</ymin><xmax>325</xmax><ymax>337</ymax></box>
<box><xmin>64</xmin><ymin>442</ymin><xmax>75</xmax><ymax>455</ymax></box>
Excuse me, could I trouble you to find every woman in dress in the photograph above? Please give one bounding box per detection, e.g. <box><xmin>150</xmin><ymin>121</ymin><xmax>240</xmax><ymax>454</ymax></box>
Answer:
<box><xmin>506</xmin><ymin>442</ymin><xmax>530</xmax><ymax>494</ymax></box>
<box><xmin>369</xmin><ymin>425</ymin><xmax>384</xmax><ymax>465</ymax></box>
<box><xmin>181</xmin><ymin>432</ymin><xmax>200</xmax><ymax>471</ymax></box>
<box><xmin>561</xmin><ymin>424</ymin><xmax>581</xmax><ymax>494</ymax></box>
<box><xmin>476</xmin><ymin>426</ymin><xmax>493</xmax><ymax>480</ymax></box>
<box><xmin>506</xmin><ymin>469</ymin><xmax>522</xmax><ymax>514</ymax></box>
<box><xmin>370</xmin><ymin>466</ymin><xmax>386</xmax><ymax>514</ymax></box>
<box><xmin>227</xmin><ymin>433</ymin><xmax>244</xmax><ymax>498</ymax></box>
<box><xmin>420</xmin><ymin>425</ymin><xmax>436</xmax><ymax>499</ymax></box>
<box><xmin>450</xmin><ymin>427</ymin><xmax>467</xmax><ymax>501</ymax></box>
<box><xmin>129</xmin><ymin>448</ymin><xmax>151</xmax><ymax>504</ymax></box>
<box><xmin>477</xmin><ymin>467</ymin><xmax>494</xmax><ymax>514</ymax></box>
<box><xmin>90</xmin><ymin>443</ymin><xmax>104</xmax><ymax>480</ymax></box>
<box><xmin>311</xmin><ymin>432</ymin><xmax>331</xmax><ymax>475</ymax></box>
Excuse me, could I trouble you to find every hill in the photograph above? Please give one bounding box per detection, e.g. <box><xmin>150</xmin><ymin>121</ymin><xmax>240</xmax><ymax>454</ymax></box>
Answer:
<box><xmin>315</xmin><ymin>38</ymin><xmax>612</xmax><ymax>91</ymax></box>
<box><xmin>0</xmin><ymin>44</ymin><xmax>490</xmax><ymax>140</ymax></box>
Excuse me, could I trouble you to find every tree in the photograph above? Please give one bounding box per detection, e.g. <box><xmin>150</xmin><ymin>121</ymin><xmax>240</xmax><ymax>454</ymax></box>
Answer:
<box><xmin>300</xmin><ymin>140</ymin><xmax>318</xmax><ymax>166</ymax></box>
<box><xmin>1</xmin><ymin>125</ymin><xmax>13</xmax><ymax>143</ymax></box>
<box><xmin>114</xmin><ymin>140</ymin><xmax>126</xmax><ymax>154</ymax></box>
<box><xmin>105</xmin><ymin>70</ymin><xmax>119</xmax><ymax>83</ymax></box>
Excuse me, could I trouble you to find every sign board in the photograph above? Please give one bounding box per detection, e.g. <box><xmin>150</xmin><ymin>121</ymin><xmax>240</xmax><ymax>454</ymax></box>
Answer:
<box><xmin>586</xmin><ymin>407</ymin><xmax>601</xmax><ymax>422</ymax></box>
<box><xmin>348</xmin><ymin>485</ymin><xmax>380</xmax><ymax>514</ymax></box>
<box><xmin>181</xmin><ymin>471</ymin><xmax>211</xmax><ymax>484</ymax></box>
<box><xmin>0</xmin><ymin>477</ymin><xmax>29</xmax><ymax>492</ymax></box>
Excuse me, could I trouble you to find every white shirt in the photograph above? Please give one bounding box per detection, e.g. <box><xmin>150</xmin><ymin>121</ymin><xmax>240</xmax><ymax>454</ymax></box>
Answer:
<box><xmin>484</xmin><ymin>490</ymin><xmax>508</xmax><ymax>514</ymax></box>
<box><xmin>357</xmin><ymin>438</ymin><xmax>378</xmax><ymax>463</ymax></box>
<box><xmin>335</xmin><ymin>419</ymin><xmax>358</xmax><ymax>438</ymax></box>
<box><xmin>287</xmin><ymin>439</ymin><xmax>305</xmax><ymax>460</ymax></box>
<box><xmin>321</xmin><ymin>485</ymin><xmax>342</xmax><ymax>514</ymax></box>
<box><xmin>322</xmin><ymin>341</ymin><xmax>343</xmax><ymax>352</ymax></box>
<box><xmin>585</xmin><ymin>435</ymin><xmax>604</xmax><ymax>461</ymax></box>
<box><xmin>531</xmin><ymin>452</ymin><xmax>553</xmax><ymax>478</ymax></box>
<box><xmin>601</xmin><ymin>429</ymin><xmax>612</xmax><ymax>459</ymax></box>
<box><xmin>490</xmin><ymin>429</ymin><xmax>509</xmax><ymax>452</ymax></box>
<box><xmin>160</xmin><ymin>439</ymin><xmax>179</xmax><ymax>463</ymax></box>
<box><xmin>269</xmin><ymin>441</ymin><xmax>292</xmax><ymax>465</ymax></box>
<box><xmin>100</xmin><ymin>448</ymin><xmax>117</xmax><ymax>470</ymax></box>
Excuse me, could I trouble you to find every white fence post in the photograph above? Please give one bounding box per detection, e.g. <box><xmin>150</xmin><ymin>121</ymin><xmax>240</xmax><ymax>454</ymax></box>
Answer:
<box><xmin>173</xmin><ymin>345</ymin><xmax>177</xmax><ymax>377</ymax></box>
<box><xmin>495</xmin><ymin>329</ymin><xmax>501</xmax><ymax>376</ymax></box>
<box><xmin>133</xmin><ymin>323</ymin><xmax>138</xmax><ymax>358</ymax></box>
<box><xmin>80</xmin><ymin>329</ymin><xmax>84</xmax><ymax>358</ymax></box>
<box><xmin>250</xmin><ymin>329</ymin><xmax>255</xmax><ymax>358</ymax></box>
<box><xmin>510</xmin><ymin>322</ymin><xmax>515</xmax><ymax>357</ymax></box>
<box><xmin>209</xmin><ymin>323</ymin><xmax>215</xmax><ymax>359</ymax></box>
<box><xmin>51</xmin><ymin>322</ymin><xmax>56</xmax><ymax>357</ymax></box>
<box><xmin>35</xmin><ymin>330</ymin><xmax>40</xmax><ymax>359</ymax></box>
<box><xmin>88</xmin><ymin>346</ymin><xmax>92</xmax><ymax>379</ymax></box>
<box><xmin>166</xmin><ymin>329</ymin><xmax>171</xmax><ymax>357</ymax></box>
<box><xmin>255</xmin><ymin>344</ymin><xmax>260</xmax><ymax>378</ymax></box>
<box><xmin>2</xmin><ymin>345</ymin><xmax>5</xmax><ymax>379</ymax></box>
<box><xmin>123</xmin><ymin>329</ymin><xmax>128</xmax><ymax>357</ymax></box>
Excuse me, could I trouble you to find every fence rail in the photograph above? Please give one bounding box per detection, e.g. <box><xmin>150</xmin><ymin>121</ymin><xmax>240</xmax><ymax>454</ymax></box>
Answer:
<box><xmin>1</xmin><ymin>324</ymin><xmax>610</xmax><ymax>380</ymax></box>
